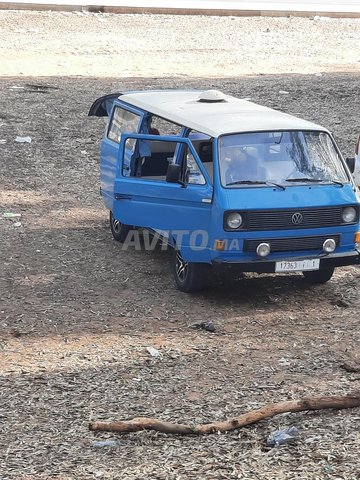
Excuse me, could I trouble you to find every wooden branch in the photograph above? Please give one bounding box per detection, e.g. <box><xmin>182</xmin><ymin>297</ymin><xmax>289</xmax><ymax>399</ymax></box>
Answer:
<box><xmin>89</xmin><ymin>393</ymin><xmax>360</xmax><ymax>436</ymax></box>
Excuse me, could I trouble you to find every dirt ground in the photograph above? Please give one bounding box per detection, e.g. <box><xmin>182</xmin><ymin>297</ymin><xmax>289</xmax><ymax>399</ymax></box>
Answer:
<box><xmin>0</xmin><ymin>10</ymin><xmax>360</xmax><ymax>480</ymax></box>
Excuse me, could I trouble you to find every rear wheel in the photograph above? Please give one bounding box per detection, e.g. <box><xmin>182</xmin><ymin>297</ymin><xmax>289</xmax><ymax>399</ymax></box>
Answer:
<box><xmin>109</xmin><ymin>211</ymin><xmax>131</xmax><ymax>243</ymax></box>
<box><xmin>172</xmin><ymin>248</ymin><xmax>207</xmax><ymax>293</ymax></box>
<box><xmin>302</xmin><ymin>267</ymin><xmax>334</xmax><ymax>284</ymax></box>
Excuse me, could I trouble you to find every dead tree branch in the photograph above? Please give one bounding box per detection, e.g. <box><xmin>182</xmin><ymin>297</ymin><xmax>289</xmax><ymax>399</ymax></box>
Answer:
<box><xmin>89</xmin><ymin>393</ymin><xmax>360</xmax><ymax>436</ymax></box>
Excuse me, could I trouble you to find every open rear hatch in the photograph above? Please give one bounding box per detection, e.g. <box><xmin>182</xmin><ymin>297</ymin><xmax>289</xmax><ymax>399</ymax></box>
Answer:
<box><xmin>88</xmin><ymin>93</ymin><xmax>123</xmax><ymax>117</ymax></box>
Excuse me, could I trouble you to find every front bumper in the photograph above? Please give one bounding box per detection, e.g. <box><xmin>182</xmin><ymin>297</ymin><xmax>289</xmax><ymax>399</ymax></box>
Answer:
<box><xmin>212</xmin><ymin>250</ymin><xmax>360</xmax><ymax>272</ymax></box>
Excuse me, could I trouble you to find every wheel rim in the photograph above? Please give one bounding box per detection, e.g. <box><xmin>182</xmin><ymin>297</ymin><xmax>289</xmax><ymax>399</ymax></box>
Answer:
<box><xmin>175</xmin><ymin>250</ymin><xmax>188</xmax><ymax>282</ymax></box>
<box><xmin>112</xmin><ymin>218</ymin><xmax>121</xmax><ymax>233</ymax></box>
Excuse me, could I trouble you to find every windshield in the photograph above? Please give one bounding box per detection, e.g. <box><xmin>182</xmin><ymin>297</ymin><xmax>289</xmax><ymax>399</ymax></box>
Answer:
<box><xmin>219</xmin><ymin>131</ymin><xmax>349</xmax><ymax>187</ymax></box>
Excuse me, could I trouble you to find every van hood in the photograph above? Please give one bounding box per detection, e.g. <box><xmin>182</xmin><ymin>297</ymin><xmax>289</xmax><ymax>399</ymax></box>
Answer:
<box><xmin>222</xmin><ymin>183</ymin><xmax>359</xmax><ymax>211</ymax></box>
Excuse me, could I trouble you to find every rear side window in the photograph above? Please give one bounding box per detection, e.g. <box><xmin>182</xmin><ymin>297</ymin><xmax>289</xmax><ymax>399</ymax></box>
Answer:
<box><xmin>108</xmin><ymin>107</ymin><xmax>141</xmax><ymax>144</ymax></box>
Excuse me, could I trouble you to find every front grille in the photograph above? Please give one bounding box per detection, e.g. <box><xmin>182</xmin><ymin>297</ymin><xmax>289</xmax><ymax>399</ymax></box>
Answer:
<box><xmin>244</xmin><ymin>235</ymin><xmax>340</xmax><ymax>253</ymax></box>
<box><xmin>245</xmin><ymin>207</ymin><xmax>343</xmax><ymax>231</ymax></box>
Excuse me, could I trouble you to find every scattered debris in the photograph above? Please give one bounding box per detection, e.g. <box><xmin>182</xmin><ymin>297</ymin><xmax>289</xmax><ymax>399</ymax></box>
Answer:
<box><xmin>146</xmin><ymin>346</ymin><xmax>161</xmax><ymax>357</ymax></box>
<box><xmin>0</xmin><ymin>139</ymin><xmax>6</xmax><ymax>144</ymax></box>
<box><xmin>278</xmin><ymin>357</ymin><xmax>291</xmax><ymax>366</ymax></box>
<box><xmin>191</xmin><ymin>321</ymin><xmax>216</xmax><ymax>333</ymax></box>
<box><xmin>267</xmin><ymin>426</ymin><xmax>299</xmax><ymax>447</ymax></box>
<box><xmin>15</xmin><ymin>136</ymin><xmax>32</xmax><ymax>144</ymax></box>
<box><xmin>13</xmin><ymin>222</ymin><xmax>22</xmax><ymax>227</ymax></box>
<box><xmin>3</xmin><ymin>212</ymin><xmax>21</xmax><ymax>218</ymax></box>
<box><xmin>313</xmin><ymin>16</ymin><xmax>330</xmax><ymax>22</ymax></box>
<box><xmin>279</xmin><ymin>90</ymin><xmax>290</xmax><ymax>95</ymax></box>
<box><xmin>24</xmin><ymin>84</ymin><xmax>60</xmax><ymax>93</ymax></box>
<box><xmin>305</xmin><ymin>435</ymin><xmax>322</xmax><ymax>444</ymax></box>
<box><xmin>91</xmin><ymin>439</ymin><xmax>122</xmax><ymax>448</ymax></box>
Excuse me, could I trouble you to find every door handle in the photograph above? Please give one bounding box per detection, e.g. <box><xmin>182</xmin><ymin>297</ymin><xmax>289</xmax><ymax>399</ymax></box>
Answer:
<box><xmin>115</xmin><ymin>193</ymin><xmax>132</xmax><ymax>200</ymax></box>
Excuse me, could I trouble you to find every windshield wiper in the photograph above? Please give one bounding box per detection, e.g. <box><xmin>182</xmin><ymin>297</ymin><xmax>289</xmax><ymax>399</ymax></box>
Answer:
<box><xmin>323</xmin><ymin>180</ymin><xmax>344</xmax><ymax>187</ymax></box>
<box><xmin>227</xmin><ymin>180</ymin><xmax>266</xmax><ymax>186</ymax></box>
<box><xmin>286</xmin><ymin>177</ymin><xmax>322</xmax><ymax>182</ymax></box>
<box><xmin>286</xmin><ymin>177</ymin><xmax>344</xmax><ymax>187</ymax></box>
<box><xmin>227</xmin><ymin>180</ymin><xmax>286</xmax><ymax>190</ymax></box>
<box><xmin>266</xmin><ymin>181</ymin><xmax>286</xmax><ymax>191</ymax></box>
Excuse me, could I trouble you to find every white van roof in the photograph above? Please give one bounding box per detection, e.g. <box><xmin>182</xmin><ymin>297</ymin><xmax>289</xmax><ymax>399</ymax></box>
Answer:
<box><xmin>120</xmin><ymin>90</ymin><xmax>327</xmax><ymax>138</ymax></box>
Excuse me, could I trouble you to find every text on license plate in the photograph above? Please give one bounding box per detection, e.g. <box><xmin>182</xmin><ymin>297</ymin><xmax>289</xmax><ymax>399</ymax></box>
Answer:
<box><xmin>275</xmin><ymin>259</ymin><xmax>320</xmax><ymax>272</ymax></box>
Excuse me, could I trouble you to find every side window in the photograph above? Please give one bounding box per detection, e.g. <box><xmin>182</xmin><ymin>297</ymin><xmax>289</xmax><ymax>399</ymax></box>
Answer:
<box><xmin>122</xmin><ymin>137</ymin><xmax>208</xmax><ymax>185</ymax></box>
<box><xmin>108</xmin><ymin>107</ymin><xmax>141</xmax><ymax>145</ymax></box>
<box><xmin>186</xmin><ymin>149</ymin><xmax>206</xmax><ymax>185</ymax></box>
<box><xmin>187</xmin><ymin>130</ymin><xmax>213</xmax><ymax>183</ymax></box>
<box><xmin>149</xmin><ymin>115</ymin><xmax>182</xmax><ymax>136</ymax></box>
<box><xmin>123</xmin><ymin>138</ymin><xmax>177</xmax><ymax>180</ymax></box>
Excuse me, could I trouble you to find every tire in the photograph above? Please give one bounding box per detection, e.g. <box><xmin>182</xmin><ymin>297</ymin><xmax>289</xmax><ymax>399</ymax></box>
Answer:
<box><xmin>302</xmin><ymin>267</ymin><xmax>335</xmax><ymax>284</ymax></box>
<box><xmin>109</xmin><ymin>211</ymin><xmax>131</xmax><ymax>243</ymax></box>
<box><xmin>172</xmin><ymin>248</ymin><xmax>207</xmax><ymax>293</ymax></box>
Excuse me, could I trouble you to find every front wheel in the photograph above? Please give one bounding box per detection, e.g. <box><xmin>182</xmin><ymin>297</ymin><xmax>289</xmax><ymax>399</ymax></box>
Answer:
<box><xmin>109</xmin><ymin>211</ymin><xmax>131</xmax><ymax>243</ymax></box>
<box><xmin>172</xmin><ymin>248</ymin><xmax>207</xmax><ymax>293</ymax></box>
<box><xmin>302</xmin><ymin>267</ymin><xmax>335</xmax><ymax>284</ymax></box>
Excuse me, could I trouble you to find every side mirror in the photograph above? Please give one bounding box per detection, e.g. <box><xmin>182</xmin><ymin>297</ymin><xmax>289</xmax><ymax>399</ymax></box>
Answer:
<box><xmin>346</xmin><ymin>157</ymin><xmax>355</xmax><ymax>173</ymax></box>
<box><xmin>166</xmin><ymin>163</ymin><xmax>182</xmax><ymax>183</ymax></box>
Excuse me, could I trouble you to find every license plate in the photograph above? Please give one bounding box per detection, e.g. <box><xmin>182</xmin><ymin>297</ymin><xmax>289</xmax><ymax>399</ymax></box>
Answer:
<box><xmin>275</xmin><ymin>259</ymin><xmax>320</xmax><ymax>272</ymax></box>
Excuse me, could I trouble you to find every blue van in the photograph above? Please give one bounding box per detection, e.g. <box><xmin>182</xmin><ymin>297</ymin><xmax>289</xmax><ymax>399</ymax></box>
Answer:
<box><xmin>89</xmin><ymin>89</ymin><xmax>360</xmax><ymax>292</ymax></box>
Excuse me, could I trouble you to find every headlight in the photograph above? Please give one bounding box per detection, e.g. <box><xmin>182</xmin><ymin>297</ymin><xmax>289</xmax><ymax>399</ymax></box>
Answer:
<box><xmin>323</xmin><ymin>238</ymin><xmax>336</xmax><ymax>253</ymax></box>
<box><xmin>342</xmin><ymin>207</ymin><xmax>357</xmax><ymax>223</ymax></box>
<box><xmin>256</xmin><ymin>243</ymin><xmax>270</xmax><ymax>257</ymax></box>
<box><xmin>226</xmin><ymin>212</ymin><xmax>243</xmax><ymax>229</ymax></box>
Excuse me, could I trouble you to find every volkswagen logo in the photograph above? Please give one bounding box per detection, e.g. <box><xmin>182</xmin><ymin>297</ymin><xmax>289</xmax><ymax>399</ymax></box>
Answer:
<box><xmin>292</xmin><ymin>212</ymin><xmax>303</xmax><ymax>225</ymax></box>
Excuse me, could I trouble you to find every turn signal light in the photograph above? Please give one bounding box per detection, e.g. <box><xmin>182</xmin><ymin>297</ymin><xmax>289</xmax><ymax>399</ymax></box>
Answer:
<box><xmin>215</xmin><ymin>240</ymin><xmax>226</xmax><ymax>251</ymax></box>
<box><xmin>355</xmin><ymin>232</ymin><xmax>360</xmax><ymax>244</ymax></box>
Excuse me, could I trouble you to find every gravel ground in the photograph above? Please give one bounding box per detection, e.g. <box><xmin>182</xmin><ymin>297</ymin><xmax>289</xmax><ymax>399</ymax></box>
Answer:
<box><xmin>0</xmin><ymin>10</ymin><xmax>360</xmax><ymax>480</ymax></box>
<box><xmin>0</xmin><ymin>11</ymin><xmax>360</xmax><ymax>77</ymax></box>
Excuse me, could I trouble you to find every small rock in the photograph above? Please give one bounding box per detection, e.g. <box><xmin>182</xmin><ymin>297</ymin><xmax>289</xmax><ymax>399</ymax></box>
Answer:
<box><xmin>146</xmin><ymin>346</ymin><xmax>161</xmax><ymax>357</ymax></box>
<box><xmin>9</xmin><ymin>328</ymin><xmax>21</xmax><ymax>338</ymax></box>
<box><xmin>334</xmin><ymin>299</ymin><xmax>350</xmax><ymax>308</ymax></box>
<box><xmin>305</xmin><ymin>435</ymin><xmax>321</xmax><ymax>444</ymax></box>
<box><xmin>267</xmin><ymin>426</ymin><xmax>299</xmax><ymax>447</ymax></box>
<box><xmin>279</xmin><ymin>357</ymin><xmax>291</xmax><ymax>366</ymax></box>
<box><xmin>191</xmin><ymin>321</ymin><xmax>216</xmax><ymax>333</ymax></box>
